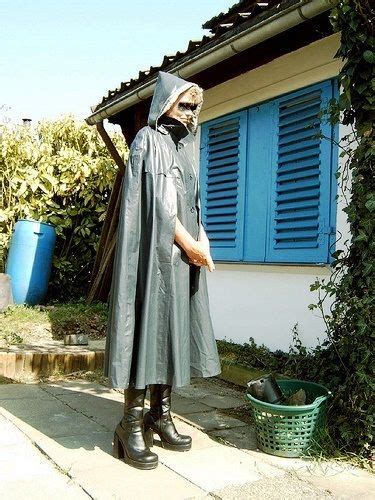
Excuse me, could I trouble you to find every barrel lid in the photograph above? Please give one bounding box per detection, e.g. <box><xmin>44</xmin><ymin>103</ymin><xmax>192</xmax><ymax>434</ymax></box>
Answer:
<box><xmin>17</xmin><ymin>218</ymin><xmax>55</xmax><ymax>227</ymax></box>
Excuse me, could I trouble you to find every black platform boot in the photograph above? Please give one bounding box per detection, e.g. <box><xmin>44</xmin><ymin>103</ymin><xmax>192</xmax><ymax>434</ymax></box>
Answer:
<box><xmin>113</xmin><ymin>387</ymin><xmax>158</xmax><ymax>470</ymax></box>
<box><xmin>143</xmin><ymin>384</ymin><xmax>192</xmax><ymax>451</ymax></box>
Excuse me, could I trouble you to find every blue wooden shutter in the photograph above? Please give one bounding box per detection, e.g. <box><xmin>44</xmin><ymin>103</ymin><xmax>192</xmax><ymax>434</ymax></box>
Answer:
<box><xmin>243</xmin><ymin>102</ymin><xmax>274</xmax><ymax>261</ymax></box>
<box><xmin>266</xmin><ymin>80</ymin><xmax>336</xmax><ymax>263</ymax></box>
<box><xmin>200</xmin><ymin>111</ymin><xmax>247</xmax><ymax>261</ymax></box>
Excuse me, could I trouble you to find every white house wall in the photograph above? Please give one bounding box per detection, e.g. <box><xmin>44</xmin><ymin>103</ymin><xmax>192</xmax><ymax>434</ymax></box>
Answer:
<box><xmin>198</xmin><ymin>33</ymin><xmax>351</xmax><ymax>351</ymax></box>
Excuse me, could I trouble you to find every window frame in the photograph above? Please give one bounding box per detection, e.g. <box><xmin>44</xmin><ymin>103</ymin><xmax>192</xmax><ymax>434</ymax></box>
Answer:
<box><xmin>199</xmin><ymin>77</ymin><xmax>339</xmax><ymax>266</ymax></box>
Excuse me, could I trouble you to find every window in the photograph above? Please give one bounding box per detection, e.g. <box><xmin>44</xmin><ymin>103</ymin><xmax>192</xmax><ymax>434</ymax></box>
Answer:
<box><xmin>199</xmin><ymin>78</ymin><xmax>339</xmax><ymax>264</ymax></box>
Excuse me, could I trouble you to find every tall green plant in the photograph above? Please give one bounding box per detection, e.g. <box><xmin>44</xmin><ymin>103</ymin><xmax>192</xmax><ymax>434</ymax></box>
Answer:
<box><xmin>0</xmin><ymin>116</ymin><xmax>128</xmax><ymax>301</ymax></box>
<box><xmin>307</xmin><ymin>1</ymin><xmax>374</xmax><ymax>458</ymax></box>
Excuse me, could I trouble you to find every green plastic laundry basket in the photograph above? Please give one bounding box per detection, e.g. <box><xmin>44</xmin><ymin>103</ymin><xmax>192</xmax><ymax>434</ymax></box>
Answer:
<box><xmin>246</xmin><ymin>379</ymin><xmax>331</xmax><ymax>458</ymax></box>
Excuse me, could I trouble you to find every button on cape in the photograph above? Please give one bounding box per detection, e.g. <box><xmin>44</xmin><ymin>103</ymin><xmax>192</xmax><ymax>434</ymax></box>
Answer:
<box><xmin>103</xmin><ymin>71</ymin><xmax>221</xmax><ymax>389</ymax></box>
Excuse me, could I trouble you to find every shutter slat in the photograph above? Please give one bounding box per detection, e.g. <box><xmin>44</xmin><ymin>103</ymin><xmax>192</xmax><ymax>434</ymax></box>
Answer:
<box><xmin>208</xmin><ymin>119</ymin><xmax>238</xmax><ymax>134</ymax></box>
<box><xmin>279</xmin><ymin>148</ymin><xmax>320</xmax><ymax>164</ymax></box>
<box><xmin>276</xmin><ymin>199</ymin><xmax>319</xmax><ymax>212</ymax></box>
<box><xmin>279</xmin><ymin>107</ymin><xmax>321</xmax><ymax>128</ymax></box>
<box><xmin>275</xmin><ymin>209</ymin><xmax>319</xmax><ymax>221</ymax></box>
<box><xmin>205</xmin><ymin>222</ymin><xmax>237</xmax><ymax>231</ymax></box>
<box><xmin>278</xmin><ymin>127</ymin><xmax>319</xmax><ymax>146</ymax></box>
<box><xmin>276</xmin><ymin>219</ymin><xmax>319</xmax><ymax>230</ymax></box>
<box><xmin>205</xmin><ymin>214</ymin><xmax>237</xmax><ymax>223</ymax></box>
<box><xmin>277</xmin><ymin>168</ymin><xmax>320</xmax><ymax>182</ymax></box>
<box><xmin>209</xmin><ymin>240</ymin><xmax>237</xmax><ymax>247</ymax></box>
<box><xmin>209</xmin><ymin>131</ymin><xmax>240</xmax><ymax>145</ymax></box>
<box><xmin>209</xmin><ymin>233</ymin><xmax>237</xmax><ymax>241</ymax></box>
<box><xmin>278</xmin><ymin>158</ymin><xmax>321</xmax><ymax>173</ymax></box>
<box><xmin>275</xmin><ymin>240</ymin><xmax>319</xmax><ymax>249</ymax></box>
<box><xmin>278</xmin><ymin>138</ymin><xmax>321</xmax><ymax>155</ymax></box>
<box><xmin>279</xmin><ymin>96</ymin><xmax>320</xmax><ymax>118</ymax></box>
<box><xmin>207</xmin><ymin>172</ymin><xmax>238</xmax><ymax>184</ymax></box>
<box><xmin>208</xmin><ymin>198</ymin><xmax>237</xmax><ymax>208</ymax></box>
<box><xmin>275</xmin><ymin>229</ymin><xmax>318</xmax><ymax>240</ymax></box>
<box><xmin>276</xmin><ymin>188</ymin><xmax>320</xmax><ymax>202</ymax></box>
<box><xmin>208</xmin><ymin>147</ymin><xmax>239</xmax><ymax>161</ymax></box>
<box><xmin>278</xmin><ymin>120</ymin><xmax>319</xmax><ymax>137</ymax></box>
<box><xmin>207</xmin><ymin>182</ymin><xmax>238</xmax><ymax>193</ymax></box>
<box><xmin>207</xmin><ymin>189</ymin><xmax>238</xmax><ymax>200</ymax></box>
<box><xmin>209</xmin><ymin>138</ymin><xmax>239</xmax><ymax>152</ymax></box>
<box><xmin>206</xmin><ymin>207</ymin><xmax>237</xmax><ymax>216</ymax></box>
<box><xmin>277</xmin><ymin>178</ymin><xmax>320</xmax><ymax>193</ymax></box>
<box><xmin>207</xmin><ymin>158</ymin><xmax>239</xmax><ymax>169</ymax></box>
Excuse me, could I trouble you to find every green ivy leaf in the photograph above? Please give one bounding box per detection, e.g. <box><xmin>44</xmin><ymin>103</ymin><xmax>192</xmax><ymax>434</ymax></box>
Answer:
<box><xmin>363</xmin><ymin>50</ymin><xmax>374</xmax><ymax>64</ymax></box>
<box><xmin>365</xmin><ymin>196</ymin><xmax>375</xmax><ymax>212</ymax></box>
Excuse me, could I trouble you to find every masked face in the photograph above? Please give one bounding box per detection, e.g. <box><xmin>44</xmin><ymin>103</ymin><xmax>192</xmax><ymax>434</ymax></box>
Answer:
<box><xmin>165</xmin><ymin>87</ymin><xmax>203</xmax><ymax>133</ymax></box>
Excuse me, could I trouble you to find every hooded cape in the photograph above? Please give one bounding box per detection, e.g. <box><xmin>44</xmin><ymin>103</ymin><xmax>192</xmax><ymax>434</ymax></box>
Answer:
<box><xmin>104</xmin><ymin>71</ymin><xmax>221</xmax><ymax>389</ymax></box>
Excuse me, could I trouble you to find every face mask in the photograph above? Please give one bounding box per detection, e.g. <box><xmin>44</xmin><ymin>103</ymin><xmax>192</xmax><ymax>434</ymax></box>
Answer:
<box><xmin>177</xmin><ymin>102</ymin><xmax>199</xmax><ymax>112</ymax></box>
<box><xmin>165</xmin><ymin>88</ymin><xmax>203</xmax><ymax>134</ymax></box>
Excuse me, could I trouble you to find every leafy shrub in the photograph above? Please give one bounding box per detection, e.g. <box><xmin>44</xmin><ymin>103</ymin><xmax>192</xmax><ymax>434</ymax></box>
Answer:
<box><xmin>0</xmin><ymin>116</ymin><xmax>128</xmax><ymax>301</ymax></box>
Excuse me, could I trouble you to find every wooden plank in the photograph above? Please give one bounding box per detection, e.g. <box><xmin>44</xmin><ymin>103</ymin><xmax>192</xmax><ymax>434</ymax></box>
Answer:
<box><xmin>89</xmin><ymin>171</ymin><xmax>123</xmax><ymax>291</ymax></box>
<box><xmin>5</xmin><ymin>353</ymin><xmax>16</xmax><ymax>379</ymax></box>
<box><xmin>88</xmin><ymin>120</ymin><xmax>126</xmax><ymax>302</ymax></box>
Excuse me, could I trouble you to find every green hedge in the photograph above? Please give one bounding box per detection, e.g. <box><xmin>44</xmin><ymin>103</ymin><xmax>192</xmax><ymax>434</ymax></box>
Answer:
<box><xmin>0</xmin><ymin>116</ymin><xmax>128</xmax><ymax>301</ymax></box>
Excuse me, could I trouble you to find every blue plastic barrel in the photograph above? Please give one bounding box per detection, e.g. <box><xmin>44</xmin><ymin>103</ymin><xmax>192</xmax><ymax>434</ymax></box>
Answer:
<box><xmin>5</xmin><ymin>219</ymin><xmax>56</xmax><ymax>305</ymax></box>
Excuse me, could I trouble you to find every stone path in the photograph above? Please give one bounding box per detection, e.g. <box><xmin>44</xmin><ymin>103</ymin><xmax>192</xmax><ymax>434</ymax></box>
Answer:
<box><xmin>0</xmin><ymin>377</ymin><xmax>373</xmax><ymax>499</ymax></box>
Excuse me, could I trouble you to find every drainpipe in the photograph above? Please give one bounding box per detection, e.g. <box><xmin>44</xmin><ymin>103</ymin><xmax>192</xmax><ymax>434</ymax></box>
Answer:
<box><xmin>86</xmin><ymin>0</ymin><xmax>337</xmax><ymax>125</ymax></box>
<box><xmin>96</xmin><ymin>122</ymin><xmax>125</xmax><ymax>175</ymax></box>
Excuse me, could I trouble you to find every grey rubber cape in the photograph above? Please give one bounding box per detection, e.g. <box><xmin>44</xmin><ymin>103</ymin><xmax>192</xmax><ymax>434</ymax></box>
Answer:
<box><xmin>104</xmin><ymin>71</ymin><xmax>221</xmax><ymax>389</ymax></box>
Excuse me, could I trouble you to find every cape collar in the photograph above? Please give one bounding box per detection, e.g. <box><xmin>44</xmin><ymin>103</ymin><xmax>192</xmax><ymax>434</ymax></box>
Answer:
<box><xmin>157</xmin><ymin>115</ymin><xmax>195</xmax><ymax>147</ymax></box>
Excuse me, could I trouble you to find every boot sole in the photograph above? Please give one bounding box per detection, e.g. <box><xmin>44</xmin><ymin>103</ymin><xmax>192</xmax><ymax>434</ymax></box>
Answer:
<box><xmin>161</xmin><ymin>441</ymin><xmax>191</xmax><ymax>452</ymax></box>
<box><xmin>145</xmin><ymin>429</ymin><xmax>191</xmax><ymax>452</ymax></box>
<box><xmin>113</xmin><ymin>433</ymin><xmax>158</xmax><ymax>469</ymax></box>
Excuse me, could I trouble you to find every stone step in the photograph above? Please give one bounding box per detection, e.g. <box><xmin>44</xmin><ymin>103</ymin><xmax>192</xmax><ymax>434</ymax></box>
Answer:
<box><xmin>0</xmin><ymin>341</ymin><xmax>105</xmax><ymax>380</ymax></box>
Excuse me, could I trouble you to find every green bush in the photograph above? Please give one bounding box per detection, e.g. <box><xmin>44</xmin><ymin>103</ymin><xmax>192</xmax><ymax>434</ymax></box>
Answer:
<box><xmin>0</xmin><ymin>116</ymin><xmax>128</xmax><ymax>301</ymax></box>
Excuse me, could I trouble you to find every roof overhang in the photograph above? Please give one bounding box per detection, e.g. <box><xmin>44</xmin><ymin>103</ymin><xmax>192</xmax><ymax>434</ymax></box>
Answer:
<box><xmin>86</xmin><ymin>0</ymin><xmax>337</xmax><ymax>125</ymax></box>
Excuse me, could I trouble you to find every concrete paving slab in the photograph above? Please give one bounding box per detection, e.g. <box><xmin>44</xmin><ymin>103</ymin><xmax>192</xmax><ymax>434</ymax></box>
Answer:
<box><xmin>207</xmin><ymin>425</ymin><xmax>258</xmax><ymax>451</ymax></box>
<box><xmin>75</xmin><ymin>461</ymin><xmax>208</xmax><ymax>500</ymax></box>
<box><xmin>169</xmin><ymin>393</ymin><xmax>215</xmax><ymax>414</ymax></box>
<box><xmin>296</xmin><ymin>465</ymin><xmax>375</xmax><ymax>499</ymax></box>
<box><xmin>0</xmin><ymin>477</ymin><xmax>89</xmax><ymax>500</ymax></box>
<box><xmin>152</xmin><ymin>417</ymin><xmax>220</xmax><ymax>451</ymax></box>
<box><xmin>39</xmin><ymin>380</ymin><xmax>113</xmax><ymax>396</ymax></box>
<box><xmin>0</xmin><ymin>383</ymin><xmax>51</xmax><ymax>400</ymax></box>
<box><xmin>178</xmin><ymin>409</ymin><xmax>247</xmax><ymax>431</ymax></box>
<box><xmin>34</xmin><ymin>431</ymin><xmax>118</xmax><ymax>475</ymax></box>
<box><xmin>0</xmin><ymin>416</ymin><xmax>28</xmax><ymax>447</ymax></box>
<box><xmin>173</xmin><ymin>383</ymin><xmax>213</xmax><ymax>399</ymax></box>
<box><xmin>1</xmin><ymin>395</ymin><xmax>80</xmax><ymax>418</ymax></box>
<box><xmin>0</xmin><ymin>441</ymin><xmax>62</xmax><ymax>480</ymax></box>
<box><xmin>2</xmin><ymin>405</ymin><xmax>107</xmax><ymax>440</ymax></box>
<box><xmin>195</xmin><ymin>393</ymin><xmax>246</xmax><ymax>409</ymax></box>
<box><xmin>155</xmin><ymin>444</ymin><xmax>265</xmax><ymax>491</ymax></box>
<box><xmin>191</xmin><ymin>376</ymin><xmax>248</xmax><ymax>399</ymax></box>
<box><xmin>0</xmin><ymin>414</ymin><xmax>88</xmax><ymax>499</ymax></box>
<box><xmin>49</xmin><ymin>392</ymin><xmax>123</xmax><ymax>429</ymax></box>
<box><xmin>212</xmin><ymin>473</ymin><xmax>332</xmax><ymax>499</ymax></box>
<box><xmin>243</xmin><ymin>447</ymin><xmax>316</xmax><ymax>473</ymax></box>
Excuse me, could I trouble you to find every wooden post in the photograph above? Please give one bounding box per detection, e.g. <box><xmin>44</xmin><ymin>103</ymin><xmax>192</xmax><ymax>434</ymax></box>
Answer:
<box><xmin>86</xmin><ymin>122</ymin><xmax>126</xmax><ymax>303</ymax></box>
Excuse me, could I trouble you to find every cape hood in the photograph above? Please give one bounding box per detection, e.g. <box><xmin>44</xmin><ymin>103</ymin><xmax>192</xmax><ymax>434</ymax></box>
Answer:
<box><xmin>147</xmin><ymin>71</ymin><xmax>202</xmax><ymax>134</ymax></box>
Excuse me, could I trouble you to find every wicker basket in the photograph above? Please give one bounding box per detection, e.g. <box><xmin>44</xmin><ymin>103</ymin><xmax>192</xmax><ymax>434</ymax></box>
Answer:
<box><xmin>246</xmin><ymin>379</ymin><xmax>331</xmax><ymax>458</ymax></box>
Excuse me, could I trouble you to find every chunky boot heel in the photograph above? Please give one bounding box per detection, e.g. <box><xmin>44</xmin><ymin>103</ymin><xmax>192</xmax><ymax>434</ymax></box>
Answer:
<box><xmin>112</xmin><ymin>432</ymin><xmax>124</xmax><ymax>459</ymax></box>
<box><xmin>145</xmin><ymin>384</ymin><xmax>192</xmax><ymax>452</ymax></box>
<box><xmin>144</xmin><ymin>427</ymin><xmax>154</xmax><ymax>448</ymax></box>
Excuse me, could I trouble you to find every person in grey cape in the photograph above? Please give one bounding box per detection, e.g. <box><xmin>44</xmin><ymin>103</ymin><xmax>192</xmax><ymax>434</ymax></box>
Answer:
<box><xmin>105</xmin><ymin>70</ymin><xmax>221</xmax><ymax>470</ymax></box>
